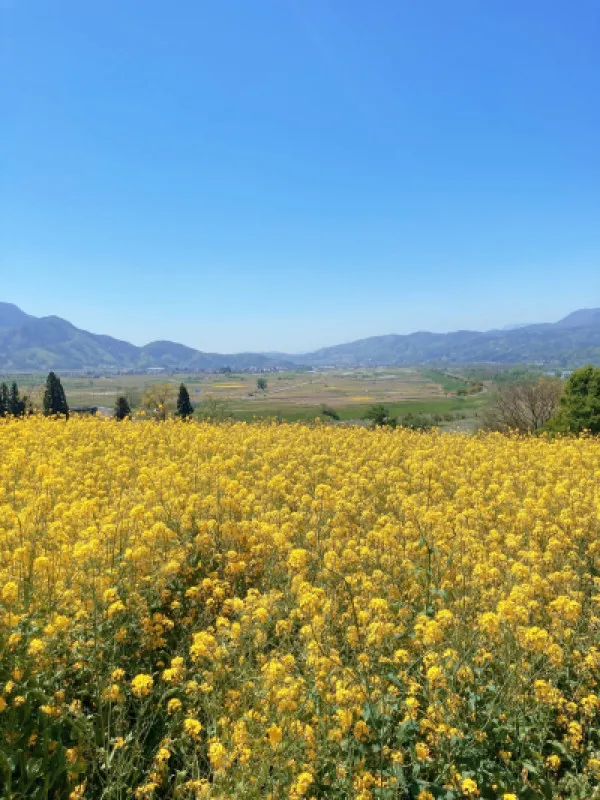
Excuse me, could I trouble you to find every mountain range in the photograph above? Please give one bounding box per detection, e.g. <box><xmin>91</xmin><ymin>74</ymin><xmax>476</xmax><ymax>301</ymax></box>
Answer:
<box><xmin>0</xmin><ymin>302</ymin><xmax>599</xmax><ymax>371</ymax></box>
<box><xmin>0</xmin><ymin>303</ymin><xmax>290</xmax><ymax>372</ymax></box>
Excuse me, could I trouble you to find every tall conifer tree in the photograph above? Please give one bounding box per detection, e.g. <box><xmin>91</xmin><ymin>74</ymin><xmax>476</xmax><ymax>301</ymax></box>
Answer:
<box><xmin>176</xmin><ymin>383</ymin><xmax>194</xmax><ymax>419</ymax></box>
<box><xmin>114</xmin><ymin>395</ymin><xmax>131</xmax><ymax>421</ymax></box>
<box><xmin>0</xmin><ymin>383</ymin><xmax>8</xmax><ymax>417</ymax></box>
<box><xmin>8</xmin><ymin>382</ymin><xmax>25</xmax><ymax>416</ymax></box>
<box><xmin>43</xmin><ymin>372</ymin><xmax>69</xmax><ymax>418</ymax></box>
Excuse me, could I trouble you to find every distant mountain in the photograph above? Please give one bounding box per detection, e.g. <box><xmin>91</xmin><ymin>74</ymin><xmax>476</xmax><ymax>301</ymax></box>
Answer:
<box><xmin>0</xmin><ymin>305</ymin><xmax>292</xmax><ymax>372</ymax></box>
<box><xmin>0</xmin><ymin>315</ymin><xmax>139</xmax><ymax>371</ymax></box>
<box><xmin>0</xmin><ymin>303</ymin><xmax>598</xmax><ymax>371</ymax></box>
<box><xmin>291</xmin><ymin>310</ymin><xmax>600</xmax><ymax>367</ymax></box>
<box><xmin>0</xmin><ymin>302</ymin><xmax>34</xmax><ymax>330</ymax></box>
<box><xmin>554</xmin><ymin>308</ymin><xmax>600</xmax><ymax>328</ymax></box>
<box><xmin>137</xmin><ymin>342</ymin><xmax>279</xmax><ymax>372</ymax></box>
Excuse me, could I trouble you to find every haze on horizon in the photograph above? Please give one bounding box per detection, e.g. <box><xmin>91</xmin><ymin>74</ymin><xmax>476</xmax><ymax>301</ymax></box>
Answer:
<box><xmin>2</xmin><ymin>0</ymin><xmax>599</xmax><ymax>353</ymax></box>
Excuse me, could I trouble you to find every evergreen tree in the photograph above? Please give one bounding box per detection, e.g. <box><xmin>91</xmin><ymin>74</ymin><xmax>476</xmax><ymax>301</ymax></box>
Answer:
<box><xmin>176</xmin><ymin>383</ymin><xmax>194</xmax><ymax>419</ymax></box>
<box><xmin>114</xmin><ymin>395</ymin><xmax>131</xmax><ymax>421</ymax></box>
<box><xmin>8</xmin><ymin>382</ymin><xmax>26</xmax><ymax>416</ymax></box>
<box><xmin>0</xmin><ymin>383</ymin><xmax>7</xmax><ymax>417</ymax></box>
<box><xmin>43</xmin><ymin>372</ymin><xmax>69</xmax><ymax>418</ymax></box>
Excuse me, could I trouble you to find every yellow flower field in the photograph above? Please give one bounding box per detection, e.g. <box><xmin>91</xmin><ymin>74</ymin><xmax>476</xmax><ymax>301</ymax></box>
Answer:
<box><xmin>1</xmin><ymin>417</ymin><xmax>600</xmax><ymax>799</ymax></box>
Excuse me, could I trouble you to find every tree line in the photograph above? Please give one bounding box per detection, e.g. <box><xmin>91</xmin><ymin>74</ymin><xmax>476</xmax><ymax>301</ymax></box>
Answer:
<box><xmin>118</xmin><ymin>382</ymin><xmax>194</xmax><ymax>420</ymax></box>
<box><xmin>0</xmin><ymin>382</ymin><xmax>28</xmax><ymax>417</ymax></box>
<box><xmin>4</xmin><ymin>366</ymin><xmax>599</xmax><ymax>432</ymax></box>
<box><xmin>102</xmin><ymin>380</ymin><xmax>195</xmax><ymax>420</ymax></box>
<box><xmin>362</xmin><ymin>365</ymin><xmax>600</xmax><ymax>435</ymax></box>
<box><xmin>480</xmin><ymin>365</ymin><xmax>600</xmax><ymax>435</ymax></box>
<box><xmin>1</xmin><ymin>373</ymin><xmax>195</xmax><ymax>421</ymax></box>
<box><xmin>0</xmin><ymin>372</ymin><xmax>71</xmax><ymax>418</ymax></box>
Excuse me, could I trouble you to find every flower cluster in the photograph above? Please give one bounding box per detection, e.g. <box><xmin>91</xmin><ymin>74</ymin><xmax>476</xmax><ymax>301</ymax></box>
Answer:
<box><xmin>0</xmin><ymin>416</ymin><xmax>600</xmax><ymax>798</ymax></box>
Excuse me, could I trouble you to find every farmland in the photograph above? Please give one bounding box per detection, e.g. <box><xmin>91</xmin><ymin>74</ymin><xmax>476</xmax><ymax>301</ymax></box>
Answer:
<box><xmin>1</xmin><ymin>416</ymin><xmax>600</xmax><ymax>798</ymax></box>
<box><xmin>1</xmin><ymin>367</ymin><xmax>493</xmax><ymax>427</ymax></box>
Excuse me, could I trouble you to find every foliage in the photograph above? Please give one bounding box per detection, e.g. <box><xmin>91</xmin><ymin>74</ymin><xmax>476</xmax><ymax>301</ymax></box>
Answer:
<box><xmin>397</xmin><ymin>412</ymin><xmax>430</xmax><ymax>430</ymax></box>
<box><xmin>480</xmin><ymin>377</ymin><xmax>563</xmax><ymax>433</ymax></box>
<box><xmin>257</xmin><ymin>377</ymin><xmax>268</xmax><ymax>392</ymax></box>
<box><xmin>363</xmin><ymin>404</ymin><xmax>396</xmax><ymax>427</ymax></box>
<box><xmin>320</xmin><ymin>404</ymin><xmax>340</xmax><ymax>421</ymax></box>
<box><xmin>7</xmin><ymin>383</ymin><xmax>26</xmax><ymax>417</ymax></box>
<box><xmin>547</xmin><ymin>365</ymin><xmax>600</xmax><ymax>434</ymax></box>
<box><xmin>176</xmin><ymin>384</ymin><xmax>194</xmax><ymax>419</ymax></box>
<box><xmin>114</xmin><ymin>395</ymin><xmax>131</xmax><ymax>421</ymax></box>
<box><xmin>194</xmin><ymin>397</ymin><xmax>233</xmax><ymax>422</ymax></box>
<box><xmin>42</xmin><ymin>372</ymin><xmax>69</xmax><ymax>418</ymax></box>
<box><xmin>1</xmin><ymin>419</ymin><xmax>600</xmax><ymax>798</ymax></box>
<box><xmin>0</xmin><ymin>382</ymin><xmax>28</xmax><ymax>418</ymax></box>
<box><xmin>140</xmin><ymin>383</ymin><xmax>177</xmax><ymax>421</ymax></box>
<box><xmin>70</xmin><ymin>407</ymin><xmax>99</xmax><ymax>418</ymax></box>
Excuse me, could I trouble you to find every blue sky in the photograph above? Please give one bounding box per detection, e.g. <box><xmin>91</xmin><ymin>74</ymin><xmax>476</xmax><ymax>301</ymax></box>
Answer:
<box><xmin>1</xmin><ymin>0</ymin><xmax>599</xmax><ymax>352</ymax></box>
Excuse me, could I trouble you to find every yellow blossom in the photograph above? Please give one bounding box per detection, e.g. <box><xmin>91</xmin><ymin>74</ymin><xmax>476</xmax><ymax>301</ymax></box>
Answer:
<box><xmin>167</xmin><ymin>698</ymin><xmax>183</xmax><ymax>714</ymax></box>
<box><xmin>131</xmin><ymin>674</ymin><xmax>154</xmax><ymax>698</ymax></box>
<box><xmin>208</xmin><ymin>740</ymin><xmax>227</xmax><ymax>771</ymax></box>
<box><xmin>183</xmin><ymin>718</ymin><xmax>202</xmax><ymax>738</ymax></box>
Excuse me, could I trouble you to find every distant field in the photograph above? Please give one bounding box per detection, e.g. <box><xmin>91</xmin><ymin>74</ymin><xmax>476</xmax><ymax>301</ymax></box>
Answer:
<box><xmin>231</xmin><ymin>395</ymin><xmax>486</xmax><ymax>425</ymax></box>
<box><xmin>0</xmin><ymin>367</ymin><xmax>491</xmax><ymax>427</ymax></box>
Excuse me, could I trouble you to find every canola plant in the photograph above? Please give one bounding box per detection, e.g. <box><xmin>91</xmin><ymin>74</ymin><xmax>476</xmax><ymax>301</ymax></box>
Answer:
<box><xmin>0</xmin><ymin>416</ymin><xmax>599</xmax><ymax>799</ymax></box>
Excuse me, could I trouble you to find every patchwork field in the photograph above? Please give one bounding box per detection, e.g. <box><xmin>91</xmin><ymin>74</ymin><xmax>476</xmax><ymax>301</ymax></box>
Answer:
<box><xmin>0</xmin><ymin>368</ymin><xmax>490</xmax><ymax>426</ymax></box>
<box><xmin>1</xmin><ymin>417</ymin><xmax>599</xmax><ymax>798</ymax></box>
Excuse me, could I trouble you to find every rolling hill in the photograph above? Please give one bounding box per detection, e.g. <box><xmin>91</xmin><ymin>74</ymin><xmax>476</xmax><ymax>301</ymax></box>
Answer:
<box><xmin>0</xmin><ymin>302</ymin><xmax>599</xmax><ymax>371</ymax></box>
<box><xmin>0</xmin><ymin>302</ymin><xmax>35</xmax><ymax>331</ymax></box>
<box><xmin>0</xmin><ymin>304</ymin><xmax>291</xmax><ymax>372</ymax></box>
<box><xmin>293</xmin><ymin>311</ymin><xmax>600</xmax><ymax>367</ymax></box>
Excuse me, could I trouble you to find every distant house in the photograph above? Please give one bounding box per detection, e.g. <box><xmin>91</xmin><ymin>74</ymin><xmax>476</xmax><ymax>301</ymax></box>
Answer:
<box><xmin>146</xmin><ymin>367</ymin><xmax>166</xmax><ymax>374</ymax></box>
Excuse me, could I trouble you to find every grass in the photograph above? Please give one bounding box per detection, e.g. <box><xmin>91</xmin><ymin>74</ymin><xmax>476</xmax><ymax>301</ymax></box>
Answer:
<box><xmin>419</xmin><ymin>368</ymin><xmax>471</xmax><ymax>392</ymax></box>
<box><xmin>229</xmin><ymin>394</ymin><xmax>486</xmax><ymax>423</ymax></box>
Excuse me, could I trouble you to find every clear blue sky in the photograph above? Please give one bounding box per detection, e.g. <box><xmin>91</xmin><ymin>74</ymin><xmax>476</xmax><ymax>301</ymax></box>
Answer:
<box><xmin>1</xmin><ymin>0</ymin><xmax>599</xmax><ymax>352</ymax></box>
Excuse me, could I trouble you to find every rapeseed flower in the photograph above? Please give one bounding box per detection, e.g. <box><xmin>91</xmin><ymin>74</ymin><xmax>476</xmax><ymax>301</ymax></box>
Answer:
<box><xmin>0</xmin><ymin>416</ymin><xmax>599</xmax><ymax>797</ymax></box>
